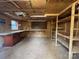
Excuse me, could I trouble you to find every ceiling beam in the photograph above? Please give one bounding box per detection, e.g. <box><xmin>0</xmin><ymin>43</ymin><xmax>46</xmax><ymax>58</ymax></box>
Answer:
<box><xmin>27</xmin><ymin>19</ymin><xmax>46</xmax><ymax>22</ymax></box>
<box><xmin>45</xmin><ymin>14</ymin><xmax>59</xmax><ymax>16</ymax></box>
<box><xmin>0</xmin><ymin>8</ymin><xmax>45</xmax><ymax>12</ymax></box>
<box><xmin>9</xmin><ymin>0</ymin><xmax>21</xmax><ymax>9</ymax></box>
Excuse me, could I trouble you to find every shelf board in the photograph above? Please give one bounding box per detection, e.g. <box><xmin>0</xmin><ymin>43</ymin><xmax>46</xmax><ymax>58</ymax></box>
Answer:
<box><xmin>58</xmin><ymin>37</ymin><xmax>69</xmax><ymax>48</ymax></box>
<box><xmin>75</xmin><ymin>14</ymin><xmax>79</xmax><ymax>16</ymax></box>
<box><xmin>73</xmin><ymin>37</ymin><xmax>79</xmax><ymax>41</ymax></box>
<box><xmin>58</xmin><ymin>16</ymin><xmax>71</xmax><ymax>23</ymax></box>
<box><xmin>73</xmin><ymin>46</ymin><xmax>79</xmax><ymax>53</ymax></box>
<box><xmin>58</xmin><ymin>32</ymin><xmax>79</xmax><ymax>41</ymax></box>
<box><xmin>58</xmin><ymin>27</ymin><xmax>64</xmax><ymax>29</ymax></box>
<box><xmin>58</xmin><ymin>37</ymin><xmax>79</xmax><ymax>53</ymax></box>
<box><xmin>74</xmin><ymin>28</ymin><xmax>79</xmax><ymax>30</ymax></box>
<box><xmin>57</xmin><ymin>33</ymin><xmax>70</xmax><ymax>39</ymax></box>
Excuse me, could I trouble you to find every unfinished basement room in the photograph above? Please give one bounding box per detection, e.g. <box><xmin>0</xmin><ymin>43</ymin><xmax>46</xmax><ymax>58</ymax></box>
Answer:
<box><xmin>0</xmin><ymin>0</ymin><xmax>79</xmax><ymax>59</ymax></box>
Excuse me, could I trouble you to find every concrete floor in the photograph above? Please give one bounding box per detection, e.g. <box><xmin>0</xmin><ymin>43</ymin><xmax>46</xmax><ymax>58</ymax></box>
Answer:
<box><xmin>0</xmin><ymin>32</ymin><xmax>79</xmax><ymax>59</ymax></box>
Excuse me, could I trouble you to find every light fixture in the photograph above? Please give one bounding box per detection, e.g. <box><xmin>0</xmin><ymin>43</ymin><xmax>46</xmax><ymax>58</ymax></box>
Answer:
<box><xmin>15</xmin><ymin>12</ymin><xmax>26</xmax><ymax>17</ymax></box>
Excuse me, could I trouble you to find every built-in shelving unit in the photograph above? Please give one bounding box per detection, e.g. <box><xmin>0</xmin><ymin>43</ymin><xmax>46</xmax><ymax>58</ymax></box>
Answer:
<box><xmin>55</xmin><ymin>1</ymin><xmax>79</xmax><ymax>59</ymax></box>
<box><xmin>51</xmin><ymin>18</ymin><xmax>56</xmax><ymax>40</ymax></box>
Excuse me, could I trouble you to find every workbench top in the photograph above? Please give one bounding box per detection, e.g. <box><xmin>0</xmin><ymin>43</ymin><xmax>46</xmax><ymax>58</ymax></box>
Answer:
<box><xmin>0</xmin><ymin>30</ymin><xmax>26</xmax><ymax>36</ymax></box>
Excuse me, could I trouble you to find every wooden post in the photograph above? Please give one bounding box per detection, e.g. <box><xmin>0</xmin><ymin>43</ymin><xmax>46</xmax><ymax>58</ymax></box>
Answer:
<box><xmin>49</xmin><ymin>21</ymin><xmax>51</xmax><ymax>39</ymax></box>
<box><xmin>64</xmin><ymin>23</ymin><xmax>67</xmax><ymax>32</ymax></box>
<box><xmin>55</xmin><ymin>16</ymin><xmax>58</xmax><ymax>46</ymax></box>
<box><xmin>69</xmin><ymin>3</ymin><xmax>75</xmax><ymax>59</ymax></box>
<box><xmin>50</xmin><ymin>20</ymin><xmax>52</xmax><ymax>40</ymax></box>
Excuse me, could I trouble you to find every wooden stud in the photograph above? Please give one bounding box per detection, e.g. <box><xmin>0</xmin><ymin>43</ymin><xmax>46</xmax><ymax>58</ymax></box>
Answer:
<box><xmin>9</xmin><ymin>0</ymin><xmax>21</xmax><ymax>9</ymax></box>
<box><xmin>50</xmin><ymin>20</ymin><xmax>52</xmax><ymax>40</ymax></box>
<box><xmin>55</xmin><ymin>16</ymin><xmax>58</xmax><ymax>46</ymax></box>
<box><xmin>64</xmin><ymin>23</ymin><xmax>67</xmax><ymax>32</ymax></box>
<box><xmin>69</xmin><ymin>3</ymin><xmax>75</xmax><ymax>59</ymax></box>
<box><xmin>58</xmin><ymin>33</ymin><xmax>69</xmax><ymax>39</ymax></box>
<box><xmin>45</xmin><ymin>14</ymin><xmax>59</xmax><ymax>16</ymax></box>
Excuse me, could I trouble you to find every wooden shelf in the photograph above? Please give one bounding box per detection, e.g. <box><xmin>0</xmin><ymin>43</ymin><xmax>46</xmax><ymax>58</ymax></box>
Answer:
<box><xmin>57</xmin><ymin>33</ymin><xmax>70</xmax><ymax>39</ymax></box>
<box><xmin>75</xmin><ymin>14</ymin><xmax>79</xmax><ymax>16</ymax></box>
<box><xmin>58</xmin><ymin>16</ymin><xmax>79</xmax><ymax>23</ymax></box>
<box><xmin>58</xmin><ymin>16</ymin><xmax>71</xmax><ymax>23</ymax></box>
<box><xmin>58</xmin><ymin>37</ymin><xmax>79</xmax><ymax>53</ymax></box>
<box><xmin>56</xmin><ymin>1</ymin><xmax>79</xmax><ymax>59</ymax></box>
<box><xmin>73</xmin><ymin>37</ymin><xmax>79</xmax><ymax>41</ymax></box>
<box><xmin>58</xmin><ymin>32</ymin><xmax>79</xmax><ymax>41</ymax></box>
<box><xmin>73</xmin><ymin>46</ymin><xmax>79</xmax><ymax>53</ymax></box>
<box><xmin>58</xmin><ymin>37</ymin><xmax>69</xmax><ymax>48</ymax></box>
<box><xmin>58</xmin><ymin>27</ymin><xmax>64</xmax><ymax>29</ymax></box>
<box><xmin>74</xmin><ymin>28</ymin><xmax>79</xmax><ymax>30</ymax></box>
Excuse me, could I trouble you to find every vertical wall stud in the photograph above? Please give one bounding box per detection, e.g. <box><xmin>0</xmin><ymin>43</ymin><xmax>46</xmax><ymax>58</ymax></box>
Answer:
<box><xmin>69</xmin><ymin>3</ymin><xmax>75</xmax><ymax>59</ymax></box>
<box><xmin>55</xmin><ymin>16</ymin><xmax>58</xmax><ymax>46</ymax></box>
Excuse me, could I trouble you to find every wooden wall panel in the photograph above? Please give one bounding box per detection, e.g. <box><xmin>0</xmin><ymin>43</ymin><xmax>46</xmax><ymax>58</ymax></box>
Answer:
<box><xmin>0</xmin><ymin>14</ymin><xmax>11</xmax><ymax>32</ymax></box>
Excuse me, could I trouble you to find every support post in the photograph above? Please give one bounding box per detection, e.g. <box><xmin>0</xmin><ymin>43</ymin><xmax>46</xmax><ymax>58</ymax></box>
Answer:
<box><xmin>55</xmin><ymin>16</ymin><xmax>58</xmax><ymax>46</ymax></box>
<box><xmin>64</xmin><ymin>23</ymin><xmax>67</xmax><ymax>32</ymax></box>
<box><xmin>69</xmin><ymin>3</ymin><xmax>75</xmax><ymax>59</ymax></box>
<box><xmin>50</xmin><ymin>21</ymin><xmax>52</xmax><ymax>40</ymax></box>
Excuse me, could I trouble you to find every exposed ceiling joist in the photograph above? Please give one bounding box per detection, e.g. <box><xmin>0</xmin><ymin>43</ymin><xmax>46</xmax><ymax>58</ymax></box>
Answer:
<box><xmin>4</xmin><ymin>12</ymin><xmax>23</xmax><ymax>20</ymax></box>
<box><xmin>0</xmin><ymin>0</ymin><xmax>30</xmax><ymax>2</ymax></box>
<box><xmin>9</xmin><ymin>0</ymin><xmax>21</xmax><ymax>8</ymax></box>
<box><xmin>0</xmin><ymin>0</ymin><xmax>77</xmax><ymax>21</ymax></box>
<box><xmin>45</xmin><ymin>14</ymin><xmax>59</xmax><ymax>16</ymax></box>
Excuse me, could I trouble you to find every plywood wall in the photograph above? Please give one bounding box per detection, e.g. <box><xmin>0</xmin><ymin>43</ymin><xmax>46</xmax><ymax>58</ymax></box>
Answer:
<box><xmin>0</xmin><ymin>14</ymin><xmax>11</xmax><ymax>32</ymax></box>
